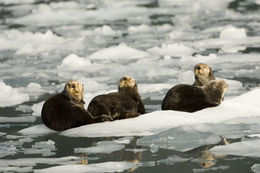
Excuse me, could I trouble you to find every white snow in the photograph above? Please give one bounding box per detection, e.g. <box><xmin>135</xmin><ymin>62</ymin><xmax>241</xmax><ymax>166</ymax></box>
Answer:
<box><xmin>210</xmin><ymin>139</ymin><xmax>260</xmax><ymax>158</ymax></box>
<box><xmin>34</xmin><ymin>162</ymin><xmax>138</xmax><ymax>173</ymax></box>
<box><xmin>0</xmin><ymin>80</ymin><xmax>30</xmax><ymax>107</ymax></box>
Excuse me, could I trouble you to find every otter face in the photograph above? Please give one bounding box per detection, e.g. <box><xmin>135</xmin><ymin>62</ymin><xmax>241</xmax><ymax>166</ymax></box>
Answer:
<box><xmin>65</xmin><ymin>81</ymin><xmax>84</xmax><ymax>101</ymax></box>
<box><xmin>194</xmin><ymin>63</ymin><xmax>214</xmax><ymax>86</ymax></box>
<box><xmin>119</xmin><ymin>76</ymin><xmax>136</xmax><ymax>89</ymax></box>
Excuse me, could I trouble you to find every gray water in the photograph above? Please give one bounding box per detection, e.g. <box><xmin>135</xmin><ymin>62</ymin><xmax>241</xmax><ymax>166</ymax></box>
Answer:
<box><xmin>1</xmin><ymin>0</ymin><xmax>260</xmax><ymax>172</ymax></box>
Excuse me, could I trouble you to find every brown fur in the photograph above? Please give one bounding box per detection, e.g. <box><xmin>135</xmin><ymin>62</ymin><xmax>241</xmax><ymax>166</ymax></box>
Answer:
<box><xmin>41</xmin><ymin>81</ymin><xmax>97</xmax><ymax>131</ymax></box>
<box><xmin>161</xmin><ymin>80</ymin><xmax>228</xmax><ymax>112</ymax></box>
<box><xmin>87</xmin><ymin>76</ymin><xmax>145</xmax><ymax>121</ymax></box>
<box><xmin>193</xmin><ymin>63</ymin><xmax>215</xmax><ymax>86</ymax></box>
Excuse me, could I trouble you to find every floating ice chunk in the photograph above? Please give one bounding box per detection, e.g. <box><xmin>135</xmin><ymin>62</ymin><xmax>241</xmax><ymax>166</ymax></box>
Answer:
<box><xmin>252</xmin><ymin>164</ymin><xmax>260</xmax><ymax>173</ymax></box>
<box><xmin>128</xmin><ymin>24</ymin><xmax>152</xmax><ymax>34</ymax></box>
<box><xmin>88</xmin><ymin>43</ymin><xmax>149</xmax><ymax>62</ymax></box>
<box><xmin>57</xmin><ymin>54</ymin><xmax>105</xmax><ymax>73</ymax></box>
<box><xmin>75</xmin><ymin>141</ymin><xmax>125</xmax><ymax>154</ymax></box>
<box><xmin>0</xmin><ymin>166</ymin><xmax>33</xmax><ymax>173</ymax></box>
<box><xmin>0</xmin><ymin>132</ymin><xmax>6</xmax><ymax>137</ymax></box>
<box><xmin>0</xmin><ymin>156</ymin><xmax>80</xmax><ymax>167</ymax></box>
<box><xmin>93</xmin><ymin>25</ymin><xmax>117</xmax><ymax>36</ymax></box>
<box><xmin>138</xmin><ymin>83</ymin><xmax>173</xmax><ymax>95</ymax></box>
<box><xmin>0</xmin><ymin>80</ymin><xmax>29</xmax><ymax>107</ymax></box>
<box><xmin>137</xmin><ymin>126</ymin><xmax>219</xmax><ymax>152</ymax></box>
<box><xmin>147</xmin><ymin>43</ymin><xmax>194</xmax><ymax>57</ymax></box>
<box><xmin>24</xmin><ymin>140</ymin><xmax>56</xmax><ymax>156</ymax></box>
<box><xmin>0</xmin><ymin>0</ymin><xmax>35</xmax><ymax>5</ymax></box>
<box><xmin>158</xmin><ymin>155</ymin><xmax>190</xmax><ymax>165</ymax></box>
<box><xmin>62</xmin><ymin>89</ymin><xmax>260</xmax><ymax>138</ymax></box>
<box><xmin>31</xmin><ymin>102</ymin><xmax>44</xmax><ymax>117</ymax></box>
<box><xmin>114</xmin><ymin>137</ymin><xmax>134</xmax><ymax>144</ymax></box>
<box><xmin>248</xmin><ymin>134</ymin><xmax>260</xmax><ymax>138</ymax></box>
<box><xmin>178</xmin><ymin>71</ymin><xmax>194</xmax><ymax>84</ymax></box>
<box><xmin>0</xmin><ymin>29</ymin><xmax>82</xmax><ymax>54</ymax></box>
<box><xmin>17</xmin><ymin>83</ymin><xmax>44</xmax><ymax>99</ymax></box>
<box><xmin>19</xmin><ymin>124</ymin><xmax>55</xmax><ymax>136</ymax></box>
<box><xmin>0</xmin><ymin>146</ymin><xmax>17</xmax><ymax>158</ymax></box>
<box><xmin>220</xmin><ymin>27</ymin><xmax>247</xmax><ymax>40</ymax></box>
<box><xmin>78</xmin><ymin>77</ymin><xmax>110</xmax><ymax>93</ymax></box>
<box><xmin>193</xmin><ymin>165</ymin><xmax>229</xmax><ymax>173</ymax></box>
<box><xmin>210</xmin><ymin>139</ymin><xmax>260</xmax><ymax>157</ymax></box>
<box><xmin>0</xmin><ymin>116</ymin><xmax>36</xmax><ymax>123</ymax></box>
<box><xmin>34</xmin><ymin>161</ymin><xmax>138</xmax><ymax>173</ymax></box>
<box><xmin>57</xmin><ymin>54</ymin><xmax>91</xmax><ymax>71</ymax></box>
<box><xmin>10</xmin><ymin>2</ymin><xmax>149</xmax><ymax>27</ymax></box>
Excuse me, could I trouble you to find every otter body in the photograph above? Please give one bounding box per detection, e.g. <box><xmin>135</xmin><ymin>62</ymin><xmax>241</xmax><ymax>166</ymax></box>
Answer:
<box><xmin>41</xmin><ymin>81</ymin><xmax>96</xmax><ymax>131</ymax></box>
<box><xmin>162</xmin><ymin>80</ymin><xmax>228</xmax><ymax>112</ymax></box>
<box><xmin>87</xmin><ymin>76</ymin><xmax>145</xmax><ymax>120</ymax></box>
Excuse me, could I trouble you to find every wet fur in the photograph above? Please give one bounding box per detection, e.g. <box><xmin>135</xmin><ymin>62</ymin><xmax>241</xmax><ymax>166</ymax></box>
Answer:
<box><xmin>41</xmin><ymin>81</ymin><xmax>95</xmax><ymax>131</ymax></box>
<box><xmin>87</xmin><ymin>77</ymin><xmax>145</xmax><ymax>120</ymax></box>
<box><xmin>193</xmin><ymin>63</ymin><xmax>215</xmax><ymax>86</ymax></box>
<box><xmin>161</xmin><ymin>80</ymin><xmax>227</xmax><ymax>112</ymax></box>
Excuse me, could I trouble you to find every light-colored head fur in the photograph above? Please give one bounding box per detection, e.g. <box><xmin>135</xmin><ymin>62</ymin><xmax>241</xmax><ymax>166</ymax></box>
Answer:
<box><xmin>64</xmin><ymin>81</ymin><xmax>84</xmax><ymax>102</ymax></box>
<box><xmin>194</xmin><ymin>63</ymin><xmax>215</xmax><ymax>86</ymax></box>
<box><xmin>118</xmin><ymin>76</ymin><xmax>137</xmax><ymax>89</ymax></box>
<box><xmin>202</xmin><ymin>79</ymin><xmax>228</xmax><ymax>104</ymax></box>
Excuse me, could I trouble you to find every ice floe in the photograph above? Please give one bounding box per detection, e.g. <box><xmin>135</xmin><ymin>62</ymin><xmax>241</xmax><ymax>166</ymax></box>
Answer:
<box><xmin>31</xmin><ymin>102</ymin><xmax>44</xmax><ymax>117</ymax></box>
<box><xmin>210</xmin><ymin>139</ymin><xmax>260</xmax><ymax>158</ymax></box>
<box><xmin>147</xmin><ymin>43</ymin><xmax>195</xmax><ymax>57</ymax></box>
<box><xmin>24</xmin><ymin>140</ymin><xmax>56</xmax><ymax>156</ymax></box>
<box><xmin>19</xmin><ymin>89</ymin><xmax>260</xmax><ymax>137</ymax></box>
<box><xmin>34</xmin><ymin>161</ymin><xmax>138</xmax><ymax>173</ymax></box>
<box><xmin>88</xmin><ymin>43</ymin><xmax>149</xmax><ymax>63</ymax></box>
<box><xmin>0</xmin><ymin>116</ymin><xmax>36</xmax><ymax>123</ymax></box>
<box><xmin>252</xmin><ymin>164</ymin><xmax>260</xmax><ymax>173</ymax></box>
<box><xmin>0</xmin><ymin>80</ymin><xmax>29</xmax><ymax>107</ymax></box>
<box><xmin>0</xmin><ymin>29</ymin><xmax>83</xmax><ymax>54</ymax></box>
<box><xmin>74</xmin><ymin>141</ymin><xmax>125</xmax><ymax>154</ymax></box>
<box><xmin>61</xmin><ymin>89</ymin><xmax>260</xmax><ymax>138</ymax></box>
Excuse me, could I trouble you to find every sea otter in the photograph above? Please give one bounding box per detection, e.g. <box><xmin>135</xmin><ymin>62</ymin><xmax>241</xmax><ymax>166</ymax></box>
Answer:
<box><xmin>193</xmin><ymin>63</ymin><xmax>215</xmax><ymax>86</ymax></box>
<box><xmin>87</xmin><ymin>76</ymin><xmax>145</xmax><ymax>120</ymax></box>
<box><xmin>41</xmin><ymin>81</ymin><xmax>111</xmax><ymax>131</ymax></box>
<box><xmin>161</xmin><ymin>80</ymin><xmax>228</xmax><ymax>112</ymax></box>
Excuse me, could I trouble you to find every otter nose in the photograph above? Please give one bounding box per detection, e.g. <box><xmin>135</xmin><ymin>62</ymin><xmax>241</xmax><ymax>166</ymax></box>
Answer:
<box><xmin>197</xmin><ymin>66</ymin><xmax>201</xmax><ymax>70</ymax></box>
<box><xmin>123</xmin><ymin>77</ymin><xmax>127</xmax><ymax>81</ymax></box>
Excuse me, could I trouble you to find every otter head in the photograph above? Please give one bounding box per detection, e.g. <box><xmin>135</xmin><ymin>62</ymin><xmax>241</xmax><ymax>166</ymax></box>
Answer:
<box><xmin>64</xmin><ymin>81</ymin><xmax>84</xmax><ymax>102</ymax></box>
<box><xmin>194</xmin><ymin>63</ymin><xmax>215</xmax><ymax>86</ymax></box>
<box><xmin>118</xmin><ymin>76</ymin><xmax>137</xmax><ymax>90</ymax></box>
<box><xmin>203</xmin><ymin>79</ymin><xmax>228</xmax><ymax>104</ymax></box>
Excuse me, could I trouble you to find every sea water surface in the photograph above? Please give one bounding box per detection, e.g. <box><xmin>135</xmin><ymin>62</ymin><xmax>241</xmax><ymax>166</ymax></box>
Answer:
<box><xmin>1</xmin><ymin>0</ymin><xmax>260</xmax><ymax>172</ymax></box>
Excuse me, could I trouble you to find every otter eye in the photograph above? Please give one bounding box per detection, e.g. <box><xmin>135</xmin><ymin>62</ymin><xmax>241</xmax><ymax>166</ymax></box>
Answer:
<box><xmin>122</xmin><ymin>77</ymin><xmax>127</xmax><ymax>81</ymax></box>
<box><xmin>197</xmin><ymin>66</ymin><xmax>201</xmax><ymax>70</ymax></box>
<box><xmin>67</xmin><ymin>84</ymin><xmax>71</xmax><ymax>87</ymax></box>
